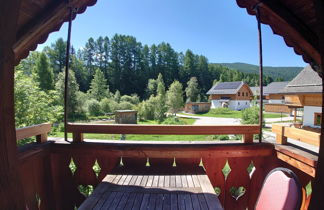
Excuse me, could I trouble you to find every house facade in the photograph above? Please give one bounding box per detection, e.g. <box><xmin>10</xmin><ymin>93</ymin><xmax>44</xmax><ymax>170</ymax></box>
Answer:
<box><xmin>263</xmin><ymin>81</ymin><xmax>291</xmax><ymax>113</ymax></box>
<box><xmin>207</xmin><ymin>81</ymin><xmax>253</xmax><ymax>110</ymax></box>
<box><xmin>281</xmin><ymin>65</ymin><xmax>322</xmax><ymax>128</ymax></box>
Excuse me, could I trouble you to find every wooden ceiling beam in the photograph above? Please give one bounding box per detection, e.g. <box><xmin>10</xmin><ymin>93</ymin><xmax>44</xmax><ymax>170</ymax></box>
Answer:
<box><xmin>258</xmin><ymin>0</ymin><xmax>321</xmax><ymax>64</ymax></box>
<box><xmin>13</xmin><ymin>0</ymin><xmax>69</xmax><ymax>62</ymax></box>
<box><xmin>261</xmin><ymin>0</ymin><xmax>318</xmax><ymax>51</ymax></box>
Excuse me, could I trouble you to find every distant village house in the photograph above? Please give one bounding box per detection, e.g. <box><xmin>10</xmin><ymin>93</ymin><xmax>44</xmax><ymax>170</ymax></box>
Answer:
<box><xmin>207</xmin><ymin>81</ymin><xmax>253</xmax><ymax>111</ymax></box>
<box><xmin>264</xmin><ymin>81</ymin><xmax>291</xmax><ymax>113</ymax></box>
<box><xmin>281</xmin><ymin>65</ymin><xmax>322</xmax><ymax>128</ymax></box>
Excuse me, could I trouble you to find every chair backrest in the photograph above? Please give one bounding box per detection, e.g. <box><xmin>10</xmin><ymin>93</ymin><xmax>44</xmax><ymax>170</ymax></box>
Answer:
<box><xmin>255</xmin><ymin>167</ymin><xmax>302</xmax><ymax>210</ymax></box>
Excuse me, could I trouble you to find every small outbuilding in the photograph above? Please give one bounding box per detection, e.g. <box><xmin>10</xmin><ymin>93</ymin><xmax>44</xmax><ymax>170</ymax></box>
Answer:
<box><xmin>184</xmin><ymin>102</ymin><xmax>211</xmax><ymax>114</ymax></box>
<box><xmin>115</xmin><ymin>110</ymin><xmax>137</xmax><ymax>124</ymax></box>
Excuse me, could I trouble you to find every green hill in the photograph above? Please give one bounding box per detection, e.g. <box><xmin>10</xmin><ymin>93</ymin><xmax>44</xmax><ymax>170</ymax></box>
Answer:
<box><xmin>217</xmin><ymin>62</ymin><xmax>303</xmax><ymax>81</ymax></box>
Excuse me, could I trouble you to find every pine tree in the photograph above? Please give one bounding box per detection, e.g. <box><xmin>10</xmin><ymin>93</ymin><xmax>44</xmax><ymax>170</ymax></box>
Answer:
<box><xmin>33</xmin><ymin>53</ymin><xmax>54</xmax><ymax>91</ymax></box>
<box><xmin>166</xmin><ymin>81</ymin><xmax>184</xmax><ymax>115</ymax></box>
<box><xmin>185</xmin><ymin>77</ymin><xmax>200</xmax><ymax>102</ymax></box>
<box><xmin>155</xmin><ymin>74</ymin><xmax>167</xmax><ymax>122</ymax></box>
<box><xmin>88</xmin><ymin>69</ymin><xmax>109</xmax><ymax>101</ymax></box>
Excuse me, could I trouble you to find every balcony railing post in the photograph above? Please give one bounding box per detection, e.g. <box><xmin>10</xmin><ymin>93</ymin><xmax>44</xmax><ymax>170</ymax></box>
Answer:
<box><xmin>36</xmin><ymin>133</ymin><xmax>48</xmax><ymax>143</ymax></box>
<box><xmin>243</xmin><ymin>134</ymin><xmax>254</xmax><ymax>143</ymax></box>
<box><xmin>72</xmin><ymin>132</ymin><xmax>84</xmax><ymax>142</ymax></box>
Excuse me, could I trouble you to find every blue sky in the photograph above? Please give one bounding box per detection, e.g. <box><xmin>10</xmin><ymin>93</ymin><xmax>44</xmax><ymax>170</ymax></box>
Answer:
<box><xmin>39</xmin><ymin>0</ymin><xmax>306</xmax><ymax>67</ymax></box>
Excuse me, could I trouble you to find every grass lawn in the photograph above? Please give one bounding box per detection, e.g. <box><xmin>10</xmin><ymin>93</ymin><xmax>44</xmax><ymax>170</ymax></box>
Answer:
<box><xmin>180</xmin><ymin>109</ymin><xmax>288</xmax><ymax>119</ymax></box>
<box><xmin>50</xmin><ymin>132</ymin><xmax>213</xmax><ymax>141</ymax></box>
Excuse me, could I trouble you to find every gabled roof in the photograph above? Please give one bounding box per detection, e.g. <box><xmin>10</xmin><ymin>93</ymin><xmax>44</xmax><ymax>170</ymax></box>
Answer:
<box><xmin>207</xmin><ymin>81</ymin><xmax>245</xmax><ymax>95</ymax></box>
<box><xmin>263</xmin><ymin>81</ymin><xmax>290</xmax><ymax>95</ymax></box>
<box><xmin>281</xmin><ymin>65</ymin><xmax>322</xmax><ymax>94</ymax></box>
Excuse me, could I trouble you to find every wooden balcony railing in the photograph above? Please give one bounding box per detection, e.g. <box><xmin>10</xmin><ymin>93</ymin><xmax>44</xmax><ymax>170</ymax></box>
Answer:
<box><xmin>272</xmin><ymin>124</ymin><xmax>320</xmax><ymax>146</ymax></box>
<box><xmin>67</xmin><ymin>123</ymin><xmax>260</xmax><ymax>143</ymax></box>
<box><xmin>16</xmin><ymin>123</ymin><xmax>51</xmax><ymax>143</ymax></box>
<box><xmin>16</xmin><ymin>123</ymin><xmax>315</xmax><ymax>210</ymax></box>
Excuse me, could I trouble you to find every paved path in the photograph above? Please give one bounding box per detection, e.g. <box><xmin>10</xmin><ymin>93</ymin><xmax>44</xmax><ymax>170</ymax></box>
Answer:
<box><xmin>177</xmin><ymin>113</ymin><xmax>298</xmax><ymax>126</ymax></box>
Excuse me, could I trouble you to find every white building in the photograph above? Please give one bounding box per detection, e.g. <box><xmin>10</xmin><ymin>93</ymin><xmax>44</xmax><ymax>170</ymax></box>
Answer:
<box><xmin>207</xmin><ymin>81</ymin><xmax>253</xmax><ymax>111</ymax></box>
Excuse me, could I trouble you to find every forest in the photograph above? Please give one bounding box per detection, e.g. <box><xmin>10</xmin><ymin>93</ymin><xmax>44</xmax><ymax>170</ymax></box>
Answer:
<box><xmin>15</xmin><ymin>34</ymin><xmax>274</xmax><ymax>127</ymax></box>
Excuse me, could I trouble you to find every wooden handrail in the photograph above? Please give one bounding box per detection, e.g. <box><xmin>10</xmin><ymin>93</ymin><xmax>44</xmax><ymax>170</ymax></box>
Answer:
<box><xmin>16</xmin><ymin>123</ymin><xmax>51</xmax><ymax>143</ymax></box>
<box><xmin>67</xmin><ymin>123</ymin><xmax>260</xmax><ymax>143</ymax></box>
<box><xmin>272</xmin><ymin>124</ymin><xmax>320</xmax><ymax>146</ymax></box>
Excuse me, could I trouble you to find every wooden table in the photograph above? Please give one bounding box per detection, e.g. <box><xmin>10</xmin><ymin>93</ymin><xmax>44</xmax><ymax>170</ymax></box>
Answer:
<box><xmin>79</xmin><ymin>173</ymin><xmax>223</xmax><ymax>210</ymax></box>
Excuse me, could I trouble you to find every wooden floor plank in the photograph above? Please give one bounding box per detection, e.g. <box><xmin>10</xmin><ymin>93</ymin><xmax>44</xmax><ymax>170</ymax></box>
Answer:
<box><xmin>147</xmin><ymin>193</ymin><xmax>157</xmax><ymax>209</ymax></box>
<box><xmin>152</xmin><ymin>175</ymin><xmax>159</xmax><ymax>187</ymax></box>
<box><xmin>197</xmin><ymin>194</ymin><xmax>208</xmax><ymax>210</ymax></box>
<box><xmin>184</xmin><ymin>194</ymin><xmax>194</xmax><ymax>210</ymax></box>
<box><xmin>158</xmin><ymin>176</ymin><xmax>165</xmax><ymax>187</ymax></box>
<box><xmin>170</xmin><ymin>175</ymin><xmax>176</xmax><ymax>188</ymax></box>
<box><xmin>131</xmin><ymin>193</ymin><xmax>144</xmax><ymax>210</ymax></box>
<box><xmin>197</xmin><ymin>174</ymin><xmax>223</xmax><ymax>210</ymax></box>
<box><xmin>101</xmin><ymin>191</ymin><xmax>118</xmax><ymax>209</ymax></box>
<box><xmin>123</xmin><ymin>192</ymin><xmax>136</xmax><ymax>210</ymax></box>
<box><xmin>123</xmin><ymin>175</ymin><xmax>132</xmax><ymax>185</ymax></box>
<box><xmin>191</xmin><ymin>194</ymin><xmax>201</xmax><ymax>210</ymax></box>
<box><xmin>146</xmin><ymin>175</ymin><xmax>154</xmax><ymax>187</ymax></box>
<box><xmin>175</xmin><ymin>175</ymin><xmax>182</xmax><ymax>188</ymax></box>
<box><xmin>155</xmin><ymin>193</ymin><xmax>164</xmax><ymax>210</ymax></box>
<box><xmin>181</xmin><ymin>175</ymin><xmax>188</xmax><ymax>188</ymax></box>
<box><xmin>129</xmin><ymin>175</ymin><xmax>137</xmax><ymax>185</ymax></box>
<box><xmin>116</xmin><ymin>192</ymin><xmax>130</xmax><ymax>210</ymax></box>
<box><xmin>170</xmin><ymin>194</ymin><xmax>178</xmax><ymax>210</ymax></box>
<box><xmin>164</xmin><ymin>175</ymin><xmax>170</xmax><ymax>188</ymax></box>
<box><xmin>162</xmin><ymin>194</ymin><xmax>171</xmax><ymax>210</ymax></box>
<box><xmin>140</xmin><ymin>175</ymin><xmax>149</xmax><ymax>186</ymax></box>
<box><xmin>134</xmin><ymin>175</ymin><xmax>143</xmax><ymax>186</ymax></box>
<box><xmin>139</xmin><ymin>193</ymin><xmax>150</xmax><ymax>209</ymax></box>
<box><xmin>118</xmin><ymin>175</ymin><xmax>128</xmax><ymax>185</ymax></box>
<box><xmin>177</xmin><ymin>194</ymin><xmax>186</xmax><ymax>210</ymax></box>
<box><xmin>192</xmin><ymin>175</ymin><xmax>200</xmax><ymax>187</ymax></box>
<box><xmin>108</xmin><ymin>192</ymin><xmax>124</xmax><ymax>210</ymax></box>
<box><xmin>187</xmin><ymin>175</ymin><xmax>195</xmax><ymax>188</ymax></box>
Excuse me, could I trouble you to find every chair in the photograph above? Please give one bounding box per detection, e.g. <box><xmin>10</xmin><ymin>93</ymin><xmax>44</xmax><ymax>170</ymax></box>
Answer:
<box><xmin>255</xmin><ymin>167</ymin><xmax>302</xmax><ymax>210</ymax></box>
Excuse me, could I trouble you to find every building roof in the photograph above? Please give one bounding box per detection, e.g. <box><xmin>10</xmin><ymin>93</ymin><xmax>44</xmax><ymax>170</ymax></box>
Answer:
<box><xmin>281</xmin><ymin>65</ymin><xmax>322</xmax><ymax>94</ymax></box>
<box><xmin>263</xmin><ymin>81</ymin><xmax>290</xmax><ymax>95</ymax></box>
<box><xmin>207</xmin><ymin>81</ymin><xmax>245</xmax><ymax>95</ymax></box>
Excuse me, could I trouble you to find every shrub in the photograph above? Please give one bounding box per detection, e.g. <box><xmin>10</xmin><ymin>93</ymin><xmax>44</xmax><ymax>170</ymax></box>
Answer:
<box><xmin>118</xmin><ymin>101</ymin><xmax>134</xmax><ymax>110</ymax></box>
<box><xmin>241</xmin><ymin>106</ymin><xmax>265</xmax><ymax>126</ymax></box>
<box><xmin>120</xmin><ymin>94</ymin><xmax>140</xmax><ymax>105</ymax></box>
<box><xmin>137</xmin><ymin>98</ymin><xmax>155</xmax><ymax>120</ymax></box>
<box><xmin>87</xmin><ymin>99</ymin><xmax>102</xmax><ymax>116</ymax></box>
<box><xmin>100</xmin><ymin>98</ymin><xmax>111</xmax><ymax>114</ymax></box>
<box><xmin>162</xmin><ymin>117</ymin><xmax>185</xmax><ymax>125</ymax></box>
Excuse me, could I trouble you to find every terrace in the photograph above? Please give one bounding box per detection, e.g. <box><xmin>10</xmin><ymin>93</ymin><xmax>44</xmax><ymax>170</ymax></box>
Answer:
<box><xmin>1</xmin><ymin>0</ymin><xmax>324</xmax><ymax>210</ymax></box>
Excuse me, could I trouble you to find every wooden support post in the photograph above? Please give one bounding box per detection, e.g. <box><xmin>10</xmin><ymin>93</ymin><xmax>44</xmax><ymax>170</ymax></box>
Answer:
<box><xmin>310</xmin><ymin>0</ymin><xmax>324</xmax><ymax>208</ymax></box>
<box><xmin>243</xmin><ymin>134</ymin><xmax>254</xmax><ymax>143</ymax></box>
<box><xmin>36</xmin><ymin>133</ymin><xmax>48</xmax><ymax>143</ymax></box>
<box><xmin>72</xmin><ymin>132</ymin><xmax>84</xmax><ymax>142</ymax></box>
<box><xmin>276</xmin><ymin>125</ymin><xmax>287</xmax><ymax>145</ymax></box>
<box><xmin>0</xmin><ymin>1</ymin><xmax>25</xmax><ymax>209</ymax></box>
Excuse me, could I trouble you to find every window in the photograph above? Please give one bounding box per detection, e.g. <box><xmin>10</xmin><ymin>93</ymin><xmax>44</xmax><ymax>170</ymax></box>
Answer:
<box><xmin>246</xmin><ymin>92</ymin><xmax>248</xmax><ymax>96</ymax></box>
<box><xmin>246</xmin><ymin>102</ymin><xmax>247</xmax><ymax>105</ymax></box>
<box><xmin>238</xmin><ymin>102</ymin><xmax>240</xmax><ymax>105</ymax></box>
<box><xmin>314</xmin><ymin>113</ymin><xmax>322</xmax><ymax>126</ymax></box>
<box><xmin>238</xmin><ymin>92</ymin><xmax>240</xmax><ymax>96</ymax></box>
<box><xmin>242</xmin><ymin>92</ymin><xmax>245</xmax><ymax>96</ymax></box>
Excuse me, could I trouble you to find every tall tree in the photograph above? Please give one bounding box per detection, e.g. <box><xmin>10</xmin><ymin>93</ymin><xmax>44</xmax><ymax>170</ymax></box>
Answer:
<box><xmin>33</xmin><ymin>53</ymin><xmax>54</xmax><ymax>91</ymax></box>
<box><xmin>55</xmin><ymin>70</ymin><xmax>82</xmax><ymax>118</ymax></box>
<box><xmin>185</xmin><ymin>77</ymin><xmax>200</xmax><ymax>102</ymax></box>
<box><xmin>155</xmin><ymin>74</ymin><xmax>167</xmax><ymax>122</ymax></box>
<box><xmin>88</xmin><ymin>68</ymin><xmax>109</xmax><ymax>101</ymax></box>
<box><xmin>166</xmin><ymin>81</ymin><xmax>184</xmax><ymax>115</ymax></box>
<box><xmin>43</xmin><ymin>38</ymin><xmax>67</xmax><ymax>76</ymax></box>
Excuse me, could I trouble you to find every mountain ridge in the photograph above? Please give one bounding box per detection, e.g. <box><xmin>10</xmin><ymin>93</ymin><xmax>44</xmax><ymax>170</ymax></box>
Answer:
<box><xmin>216</xmin><ymin>62</ymin><xmax>303</xmax><ymax>81</ymax></box>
